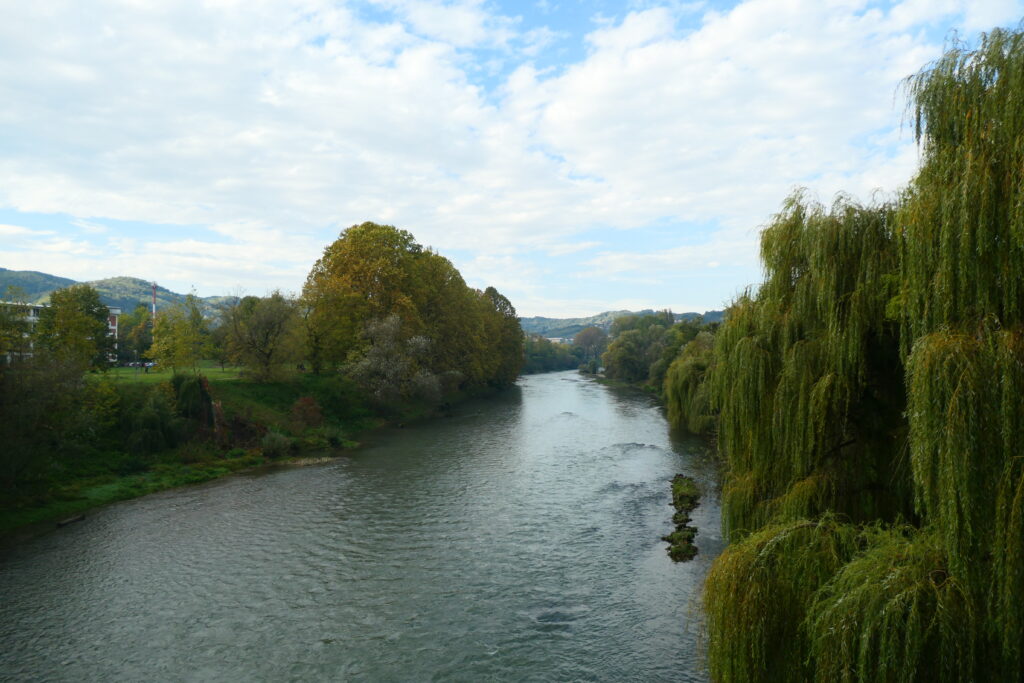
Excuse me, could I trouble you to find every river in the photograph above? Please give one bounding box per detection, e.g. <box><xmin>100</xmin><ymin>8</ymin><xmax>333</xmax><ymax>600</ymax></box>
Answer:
<box><xmin>0</xmin><ymin>371</ymin><xmax>722</xmax><ymax>682</ymax></box>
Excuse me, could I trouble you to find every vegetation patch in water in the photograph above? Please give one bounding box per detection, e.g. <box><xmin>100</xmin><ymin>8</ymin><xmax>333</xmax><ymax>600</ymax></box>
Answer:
<box><xmin>663</xmin><ymin>474</ymin><xmax>700</xmax><ymax>562</ymax></box>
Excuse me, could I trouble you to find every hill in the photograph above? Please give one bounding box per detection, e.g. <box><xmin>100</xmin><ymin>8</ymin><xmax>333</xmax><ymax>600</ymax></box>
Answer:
<box><xmin>0</xmin><ymin>269</ymin><xmax>235</xmax><ymax>317</ymax></box>
<box><xmin>520</xmin><ymin>308</ymin><xmax>723</xmax><ymax>338</ymax></box>
<box><xmin>0</xmin><ymin>268</ymin><xmax>76</xmax><ymax>299</ymax></box>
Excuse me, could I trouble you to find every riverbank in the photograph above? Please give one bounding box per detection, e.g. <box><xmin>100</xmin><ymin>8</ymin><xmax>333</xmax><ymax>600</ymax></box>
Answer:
<box><xmin>0</xmin><ymin>364</ymin><xmax>503</xmax><ymax>542</ymax></box>
<box><xmin>0</xmin><ymin>370</ymin><xmax>721</xmax><ymax>681</ymax></box>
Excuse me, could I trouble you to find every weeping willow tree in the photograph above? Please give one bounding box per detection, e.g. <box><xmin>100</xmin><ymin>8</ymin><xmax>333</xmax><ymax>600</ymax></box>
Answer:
<box><xmin>897</xmin><ymin>27</ymin><xmax>1024</xmax><ymax>680</ymax></box>
<box><xmin>702</xmin><ymin>194</ymin><xmax>913</xmax><ymax>681</ymax></box>
<box><xmin>698</xmin><ymin>27</ymin><xmax>1024</xmax><ymax>682</ymax></box>
<box><xmin>664</xmin><ymin>330</ymin><xmax>717</xmax><ymax>434</ymax></box>
<box><xmin>708</xmin><ymin>194</ymin><xmax>910</xmax><ymax>540</ymax></box>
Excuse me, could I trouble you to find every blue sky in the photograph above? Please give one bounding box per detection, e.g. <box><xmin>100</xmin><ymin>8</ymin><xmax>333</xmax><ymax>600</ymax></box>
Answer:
<box><xmin>1</xmin><ymin>0</ymin><xmax>1021</xmax><ymax>317</ymax></box>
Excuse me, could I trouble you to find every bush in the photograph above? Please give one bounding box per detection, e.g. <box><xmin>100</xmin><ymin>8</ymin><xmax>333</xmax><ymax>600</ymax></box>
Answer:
<box><xmin>260</xmin><ymin>431</ymin><xmax>293</xmax><ymax>458</ymax></box>
<box><xmin>290</xmin><ymin>395</ymin><xmax>323</xmax><ymax>429</ymax></box>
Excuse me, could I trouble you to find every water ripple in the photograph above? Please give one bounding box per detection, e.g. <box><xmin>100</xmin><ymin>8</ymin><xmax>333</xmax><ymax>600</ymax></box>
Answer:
<box><xmin>0</xmin><ymin>371</ymin><xmax>721</xmax><ymax>682</ymax></box>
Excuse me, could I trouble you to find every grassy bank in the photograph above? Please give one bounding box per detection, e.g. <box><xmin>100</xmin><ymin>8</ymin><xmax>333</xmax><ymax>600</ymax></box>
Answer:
<box><xmin>0</xmin><ymin>361</ymin><xmax>510</xmax><ymax>540</ymax></box>
<box><xmin>0</xmin><ymin>363</ymin><xmax>378</xmax><ymax>539</ymax></box>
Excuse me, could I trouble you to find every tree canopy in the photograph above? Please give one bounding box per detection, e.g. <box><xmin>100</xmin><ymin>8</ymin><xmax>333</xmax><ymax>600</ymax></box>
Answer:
<box><xmin>668</xmin><ymin>29</ymin><xmax>1024</xmax><ymax>682</ymax></box>
<box><xmin>33</xmin><ymin>284</ymin><xmax>114</xmax><ymax>371</ymax></box>
<box><xmin>302</xmin><ymin>222</ymin><xmax>522</xmax><ymax>403</ymax></box>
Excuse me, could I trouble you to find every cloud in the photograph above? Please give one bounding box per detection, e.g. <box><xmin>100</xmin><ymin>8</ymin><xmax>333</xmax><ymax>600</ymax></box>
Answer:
<box><xmin>0</xmin><ymin>224</ymin><xmax>52</xmax><ymax>237</ymax></box>
<box><xmin>0</xmin><ymin>0</ymin><xmax>1019</xmax><ymax>315</ymax></box>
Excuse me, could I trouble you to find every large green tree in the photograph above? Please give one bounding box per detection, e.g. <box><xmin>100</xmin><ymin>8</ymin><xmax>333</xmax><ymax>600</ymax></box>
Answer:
<box><xmin>34</xmin><ymin>284</ymin><xmax>114</xmax><ymax>370</ymax></box>
<box><xmin>689</xmin><ymin>29</ymin><xmax>1024</xmax><ymax>683</ymax></box>
<box><xmin>303</xmin><ymin>222</ymin><xmax>523</xmax><ymax>395</ymax></box>
<box><xmin>223</xmin><ymin>291</ymin><xmax>303</xmax><ymax>380</ymax></box>
<box><xmin>573</xmin><ymin>326</ymin><xmax>607</xmax><ymax>363</ymax></box>
<box><xmin>149</xmin><ymin>295</ymin><xmax>208</xmax><ymax>374</ymax></box>
<box><xmin>117</xmin><ymin>304</ymin><xmax>153</xmax><ymax>364</ymax></box>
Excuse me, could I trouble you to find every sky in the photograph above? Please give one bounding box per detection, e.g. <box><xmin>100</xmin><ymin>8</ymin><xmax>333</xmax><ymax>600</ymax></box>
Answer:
<box><xmin>1</xmin><ymin>0</ymin><xmax>1021</xmax><ymax>317</ymax></box>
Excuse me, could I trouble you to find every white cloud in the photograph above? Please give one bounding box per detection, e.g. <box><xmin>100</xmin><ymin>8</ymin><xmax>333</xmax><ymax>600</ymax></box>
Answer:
<box><xmin>0</xmin><ymin>0</ymin><xmax>1017</xmax><ymax>315</ymax></box>
<box><xmin>0</xmin><ymin>224</ymin><xmax>52</xmax><ymax>237</ymax></box>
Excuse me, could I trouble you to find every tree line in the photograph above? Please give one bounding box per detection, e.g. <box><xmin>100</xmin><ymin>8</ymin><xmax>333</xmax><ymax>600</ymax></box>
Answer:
<box><xmin>659</xmin><ymin>29</ymin><xmax>1024</xmax><ymax>682</ymax></box>
<box><xmin>0</xmin><ymin>222</ymin><xmax>523</xmax><ymax>499</ymax></box>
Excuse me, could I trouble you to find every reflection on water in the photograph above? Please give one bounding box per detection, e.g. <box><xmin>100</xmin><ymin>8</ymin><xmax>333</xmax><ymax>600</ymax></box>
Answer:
<box><xmin>0</xmin><ymin>371</ymin><xmax>722</xmax><ymax>682</ymax></box>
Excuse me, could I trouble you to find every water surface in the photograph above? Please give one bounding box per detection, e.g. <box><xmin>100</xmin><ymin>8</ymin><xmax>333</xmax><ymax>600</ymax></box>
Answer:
<box><xmin>0</xmin><ymin>371</ymin><xmax>722</xmax><ymax>681</ymax></box>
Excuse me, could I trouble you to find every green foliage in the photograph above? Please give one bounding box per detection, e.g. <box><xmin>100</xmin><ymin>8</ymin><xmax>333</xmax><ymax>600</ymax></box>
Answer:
<box><xmin>807</xmin><ymin>526</ymin><xmax>975</xmax><ymax>683</ymax></box>
<box><xmin>601</xmin><ymin>311</ymin><xmax>708</xmax><ymax>388</ymax></box>
<box><xmin>521</xmin><ymin>335</ymin><xmax>578</xmax><ymax>374</ymax></box>
<box><xmin>712</xmin><ymin>196</ymin><xmax>910</xmax><ymax>538</ymax></box>
<box><xmin>664</xmin><ymin>331</ymin><xmax>716</xmax><ymax>434</ymax></box>
<box><xmin>172</xmin><ymin>374</ymin><xmax>214</xmax><ymax>428</ymax></box>
<box><xmin>899</xmin><ymin>28</ymin><xmax>1024</xmax><ymax>340</ymax></box>
<box><xmin>302</xmin><ymin>222</ymin><xmax>522</xmax><ymax>395</ymax></box>
<box><xmin>117</xmin><ymin>304</ymin><xmax>152</xmax><ymax>363</ymax></box>
<box><xmin>695</xmin><ymin>29</ymin><xmax>1024</xmax><ymax>682</ymax></box>
<box><xmin>34</xmin><ymin>284</ymin><xmax>114</xmax><ymax>370</ymax></box>
<box><xmin>149</xmin><ymin>295</ymin><xmax>208</xmax><ymax>373</ymax></box>
<box><xmin>260</xmin><ymin>430</ymin><xmax>294</xmax><ymax>458</ymax></box>
<box><xmin>223</xmin><ymin>291</ymin><xmax>303</xmax><ymax>381</ymax></box>
<box><xmin>123</xmin><ymin>383</ymin><xmax>183</xmax><ymax>456</ymax></box>
<box><xmin>573</xmin><ymin>326</ymin><xmax>608</xmax><ymax>362</ymax></box>
<box><xmin>703</xmin><ymin>516</ymin><xmax>860</xmax><ymax>683</ymax></box>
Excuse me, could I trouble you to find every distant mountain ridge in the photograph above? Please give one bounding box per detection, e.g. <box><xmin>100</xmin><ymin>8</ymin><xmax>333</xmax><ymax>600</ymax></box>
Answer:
<box><xmin>0</xmin><ymin>268</ymin><xmax>235</xmax><ymax>317</ymax></box>
<box><xmin>520</xmin><ymin>308</ymin><xmax>724</xmax><ymax>338</ymax></box>
<box><xmin>1</xmin><ymin>267</ymin><xmax>723</xmax><ymax>332</ymax></box>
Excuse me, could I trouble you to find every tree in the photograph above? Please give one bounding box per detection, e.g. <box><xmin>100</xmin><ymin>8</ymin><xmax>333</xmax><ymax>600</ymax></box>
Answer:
<box><xmin>303</xmin><ymin>221</ymin><xmax>523</xmax><ymax>394</ymax></box>
<box><xmin>481</xmin><ymin>286</ymin><xmax>523</xmax><ymax>386</ymax></box>
<box><xmin>698</xmin><ymin>30</ymin><xmax>1024</xmax><ymax>682</ymax></box>
<box><xmin>0</xmin><ymin>287</ymin><xmax>31</xmax><ymax>362</ymax></box>
<box><xmin>347</xmin><ymin>314</ymin><xmax>439</xmax><ymax>408</ymax></box>
<box><xmin>34</xmin><ymin>284</ymin><xmax>114</xmax><ymax>370</ymax></box>
<box><xmin>302</xmin><ymin>222</ymin><xmax>423</xmax><ymax>370</ymax></box>
<box><xmin>149</xmin><ymin>295</ymin><xmax>207</xmax><ymax>373</ymax></box>
<box><xmin>223</xmin><ymin>291</ymin><xmax>303</xmax><ymax>380</ymax></box>
<box><xmin>573</xmin><ymin>326</ymin><xmax>607</xmax><ymax>363</ymax></box>
<box><xmin>663</xmin><ymin>330</ymin><xmax>716</xmax><ymax>434</ymax></box>
<box><xmin>117</xmin><ymin>304</ymin><xmax>152</xmax><ymax>364</ymax></box>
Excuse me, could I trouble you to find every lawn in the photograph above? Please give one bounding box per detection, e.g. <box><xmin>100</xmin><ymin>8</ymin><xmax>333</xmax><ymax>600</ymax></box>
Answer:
<box><xmin>106</xmin><ymin>359</ymin><xmax>246</xmax><ymax>384</ymax></box>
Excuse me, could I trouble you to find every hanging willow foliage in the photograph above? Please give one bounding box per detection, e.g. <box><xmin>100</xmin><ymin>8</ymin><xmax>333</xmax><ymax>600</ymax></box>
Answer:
<box><xmin>692</xmin><ymin>27</ymin><xmax>1024</xmax><ymax>683</ymax></box>
<box><xmin>897</xmin><ymin>28</ymin><xmax>1024</xmax><ymax>680</ymax></box>
<box><xmin>900</xmin><ymin>28</ymin><xmax>1024</xmax><ymax>340</ymax></box>
<box><xmin>703</xmin><ymin>516</ymin><xmax>860</xmax><ymax>683</ymax></box>
<box><xmin>707</xmin><ymin>194</ymin><xmax>910</xmax><ymax>540</ymax></box>
<box><xmin>664</xmin><ymin>331</ymin><xmax>716</xmax><ymax>434</ymax></box>
<box><xmin>806</xmin><ymin>526</ymin><xmax>975</xmax><ymax>683</ymax></box>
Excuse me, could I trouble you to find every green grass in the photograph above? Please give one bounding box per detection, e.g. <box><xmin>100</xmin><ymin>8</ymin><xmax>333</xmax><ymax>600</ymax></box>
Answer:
<box><xmin>0</xmin><ymin>361</ymin><xmax>479</xmax><ymax>541</ymax></box>
<box><xmin>105</xmin><ymin>360</ymin><xmax>246</xmax><ymax>384</ymax></box>
<box><xmin>0</xmin><ymin>453</ymin><xmax>268</xmax><ymax>537</ymax></box>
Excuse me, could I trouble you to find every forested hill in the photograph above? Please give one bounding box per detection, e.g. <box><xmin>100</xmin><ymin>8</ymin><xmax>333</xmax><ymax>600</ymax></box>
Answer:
<box><xmin>0</xmin><ymin>269</ymin><xmax>235</xmax><ymax>317</ymax></box>
<box><xmin>0</xmin><ymin>267</ymin><xmax>76</xmax><ymax>299</ymax></box>
<box><xmin>521</xmin><ymin>309</ymin><xmax>723</xmax><ymax>338</ymax></box>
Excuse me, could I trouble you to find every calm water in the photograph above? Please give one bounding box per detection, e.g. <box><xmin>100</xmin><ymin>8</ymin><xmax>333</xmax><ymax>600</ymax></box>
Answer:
<box><xmin>0</xmin><ymin>371</ymin><xmax>722</xmax><ymax>682</ymax></box>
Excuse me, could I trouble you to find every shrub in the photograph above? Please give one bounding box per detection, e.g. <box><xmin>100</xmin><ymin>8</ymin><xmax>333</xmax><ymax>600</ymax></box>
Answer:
<box><xmin>290</xmin><ymin>395</ymin><xmax>323</xmax><ymax>429</ymax></box>
<box><xmin>260</xmin><ymin>431</ymin><xmax>293</xmax><ymax>458</ymax></box>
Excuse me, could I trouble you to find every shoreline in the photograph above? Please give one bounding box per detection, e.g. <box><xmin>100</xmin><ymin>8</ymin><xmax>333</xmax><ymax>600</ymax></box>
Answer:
<box><xmin>0</xmin><ymin>448</ymin><xmax>351</xmax><ymax>548</ymax></box>
<box><xmin>0</xmin><ymin>379</ymin><xmax>512</xmax><ymax>546</ymax></box>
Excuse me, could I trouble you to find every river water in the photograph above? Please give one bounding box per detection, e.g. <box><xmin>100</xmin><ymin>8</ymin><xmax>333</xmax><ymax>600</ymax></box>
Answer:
<box><xmin>0</xmin><ymin>371</ymin><xmax>722</xmax><ymax>682</ymax></box>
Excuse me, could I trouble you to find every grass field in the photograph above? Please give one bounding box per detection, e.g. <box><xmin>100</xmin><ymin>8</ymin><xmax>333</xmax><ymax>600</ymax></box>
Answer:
<box><xmin>106</xmin><ymin>360</ymin><xmax>246</xmax><ymax>384</ymax></box>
